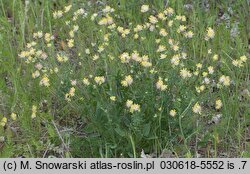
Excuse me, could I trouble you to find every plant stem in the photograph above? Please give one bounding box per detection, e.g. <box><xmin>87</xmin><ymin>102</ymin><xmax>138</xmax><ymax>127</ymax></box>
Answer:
<box><xmin>129</xmin><ymin>134</ymin><xmax>136</xmax><ymax>158</ymax></box>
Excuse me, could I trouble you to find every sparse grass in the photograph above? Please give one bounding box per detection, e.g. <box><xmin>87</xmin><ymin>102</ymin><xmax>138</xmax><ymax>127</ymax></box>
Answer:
<box><xmin>0</xmin><ymin>0</ymin><xmax>249</xmax><ymax>158</ymax></box>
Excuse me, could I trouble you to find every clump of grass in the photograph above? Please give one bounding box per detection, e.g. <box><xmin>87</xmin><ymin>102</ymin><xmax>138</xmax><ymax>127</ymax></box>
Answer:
<box><xmin>0</xmin><ymin>0</ymin><xmax>249</xmax><ymax>157</ymax></box>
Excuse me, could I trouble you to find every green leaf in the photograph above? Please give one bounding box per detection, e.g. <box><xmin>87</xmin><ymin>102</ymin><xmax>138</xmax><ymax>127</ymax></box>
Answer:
<box><xmin>143</xmin><ymin>123</ymin><xmax>151</xmax><ymax>137</ymax></box>
<box><xmin>114</xmin><ymin>127</ymin><xmax>126</xmax><ymax>137</ymax></box>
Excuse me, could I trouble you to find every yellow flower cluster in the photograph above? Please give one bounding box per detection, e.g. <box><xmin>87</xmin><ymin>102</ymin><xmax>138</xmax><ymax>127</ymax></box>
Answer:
<box><xmin>205</xmin><ymin>27</ymin><xmax>215</xmax><ymax>40</ymax></box>
<box><xmin>117</xmin><ymin>26</ymin><xmax>130</xmax><ymax>38</ymax></box>
<box><xmin>232</xmin><ymin>55</ymin><xmax>247</xmax><ymax>67</ymax></box>
<box><xmin>110</xmin><ymin>96</ymin><xmax>116</xmax><ymax>101</ymax></box>
<box><xmin>195</xmin><ymin>85</ymin><xmax>205</xmax><ymax>93</ymax></box>
<box><xmin>82</xmin><ymin>78</ymin><xmax>90</xmax><ymax>86</ymax></box>
<box><xmin>53</xmin><ymin>5</ymin><xmax>72</xmax><ymax>19</ymax></box>
<box><xmin>40</xmin><ymin>75</ymin><xmax>50</xmax><ymax>87</ymax></box>
<box><xmin>65</xmin><ymin>87</ymin><xmax>76</xmax><ymax>101</ymax></box>
<box><xmin>141</xmin><ymin>5</ymin><xmax>149</xmax><ymax>13</ymax></box>
<box><xmin>102</xmin><ymin>5</ymin><xmax>115</xmax><ymax>13</ymax></box>
<box><xmin>169</xmin><ymin>109</ymin><xmax>177</xmax><ymax>117</ymax></box>
<box><xmin>126</xmin><ymin>100</ymin><xmax>141</xmax><ymax>113</ymax></box>
<box><xmin>57</xmin><ymin>54</ymin><xmax>69</xmax><ymax>62</ymax></box>
<box><xmin>98</xmin><ymin>15</ymin><xmax>114</xmax><ymax>25</ymax></box>
<box><xmin>192</xmin><ymin>102</ymin><xmax>202</xmax><ymax>114</ymax></box>
<box><xmin>11</xmin><ymin>113</ymin><xmax>17</xmax><ymax>120</ymax></box>
<box><xmin>180</xmin><ymin>68</ymin><xmax>192</xmax><ymax>79</ymax></box>
<box><xmin>31</xmin><ymin>105</ymin><xmax>37</xmax><ymax>118</ymax></box>
<box><xmin>119</xmin><ymin>52</ymin><xmax>152</xmax><ymax>68</ymax></box>
<box><xmin>0</xmin><ymin>117</ymin><xmax>7</xmax><ymax>127</ymax></box>
<box><xmin>218</xmin><ymin>75</ymin><xmax>231</xmax><ymax>87</ymax></box>
<box><xmin>156</xmin><ymin>78</ymin><xmax>167</xmax><ymax>91</ymax></box>
<box><xmin>94</xmin><ymin>76</ymin><xmax>105</xmax><ymax>85</ymax></box>
<box><xmin>121</xmin><ymin>75</ymin><xmax>133</xmax><ymax>87</ymax></box>
<box><xmin>215</xmin><ymin>99</ymin><xmax>223</xmax><ymax>110</ymax></box>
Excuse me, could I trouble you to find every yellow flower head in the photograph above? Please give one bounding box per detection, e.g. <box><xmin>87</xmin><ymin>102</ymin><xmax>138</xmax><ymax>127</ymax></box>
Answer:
<box><xmin>110</xmin><ymin>96</ymin><xmax>116</xmax><ymax>101</ymax></box>
<box><xmin>215</xmin><ymin>99</ymin><xmax>223</xmax><ymax>110</ymax></box>
<box><xmin>94</xmin><ymin>76</ymin><xmax>105</xmax><ymax>85</ymax></box>
<box><xmin>219</xmin><ymin>75</ymin><xmax>231</xmax><ymax>86</ymax></box>
<box><xmin>121</xmin><ymin>75</ymin><xmax>133</xmax><ymax>87</ymax></box>
<box><xmin>164</xmin><ymin>7</ymin><xmax>174</xmax><ymax>16</ymax></box>
<box><xmin>156</xmin><ymin>78</ymin><xmax>167</xmax><ymax>91</ymax></box>
<box><xmin>192</xmin><ymin>102</ymin><xmax>202</xmax><ymax>114</ymax></box>
<box><xmin>185</xmin><ymin>31</ymin><xmax>194</xmax><ymax>38</ymax></box>
<box><xmin>40</xmin><ymin>75</ymin><xmax>50</xmax><ymax>87</ymax></box>
<box><xmin>170</xmin><ymin>109</ymin><xmax>177</xmax><ymax>117</ymax></box>
<box><xmin>11</xmin><ymin>113</ymin><xmax>17</xmax><ymax>121</ymax></box>
<box><xmin>130</xmin><ymin>104</ymin><xmax>141</xmax><ymax>113</ymax></box>
<box><xmin>119</xmin><ymin>52</ymin><xmax>131</xmax><ymax>63</ymax></box>
<box><xmin>205</xmin><ymin>27</ymin><xmax>215</xmax><ymax>40</ymax></box>
<box><xmin>180</xmin><ymin>68</ymin><xmax>192</xmax><ymax>79</ymax></box>
<box><xmin>208</xmin><ymin>66</ymin><xmax>214</xmax><ymax>74</ymax></box>
<box><xmin>141</xmin><ymin>5</ymin><xmax>149</xmax><ymax>13</ymax></box>
<box><xmin>69</xmin><ymin>87</ymin><xmax>75</xmax><ymax>97</ymax></box>
<box><xmin>149</xmin><ymin>15</ymin><xmax>158</xmax><ymax>24</ymax></box>
<box><xmin>31</xmin><ymin>105</ymin><xmax>37</xmax><ymax>118</ymax></box>
<box><xmin>83</xmin><ymin>78</ymin><xmax>90</xmax><ymax>85</ymax></box>
<box><xmin>0</xmin><ymin>117</ymin><xmax>7</xmax><ymax>127</ymax></box>
<box><xmin>240</xmin><ymin>55</ymin><xmax>247</xmax><ymax>62</ymax></box>
<box><xmin>126</xmin><ymin>100</ymin><xmax>133</xmax><ymax>108</ymax></box>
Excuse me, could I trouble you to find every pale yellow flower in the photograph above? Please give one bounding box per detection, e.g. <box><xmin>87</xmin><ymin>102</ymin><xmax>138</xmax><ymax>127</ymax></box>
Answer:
<box><xmin>171</xmin><ymin>44</ymin><xmax>179</xmax><ymax>51</ymax></box>
<box><xmin>205</xmin><ymin>27</ymin><xmax>215</xmax><ymax>40</ymax></box>
<box><xmin>196</xmin><ymin>63</ymin><xmax>203</xmax><ymax>69</ymax></box>
<box><xmin>177</xmin><ymin>25</ymin><xmax>187</xmax><ymax>33</ymax></box>
<box><xmin>119</xmin><ymin>52</ymin><xmax>131</xmax><ymax>63</ymax></box>
<box><xmin>31</xmin><ymin>105</ymin><xmax>37</xmax><ymax>118</ymax></box>
<box><xmin>232</xmin><ymin>59</ymin><xmax>240</xmax><ymax>67</ymax></box>
<box><xmin>219</xmin><ymin>75</ymin><xmax>231</xmax><ymax>86</ymax></box>
<box><xmin>140</xmin><ymin>61</ymin><xmax>152</xmax><ymax>67</ymax></box>
<box><xmin>171</xmin><ymin>54</ymin><xmax>180</xmax><ymax>66</ymax></box>
<box><xmin>94</xmin><ymin>76</ymin><xmax>105</xmax><ymax>85</ymax></box>
<box><xmin>110</xmin><ymin>96</ymin><xmax>116</xmax><ymax>101</ymax></box>
<box><xmin>149</xmin><ymin>15</ymin><xmax>158</xmax><ymax>24</ymax></box>
<box><xmin>170</xmin><ymin>109</ymin><xmax>177</xmax><ymax>117</ymax></box>
<box><xmin>208</xmin><ymin>66</ymin><xmax>214</xmax><ymax>74</ymax></box>
<box><xmin>40</xmin><ymin>75</ymin><xmax>50</xmax><ymax>87</ymax></box>
<box><xmin>121</xmin><ymin>75</ymin><xmax>133</xmax><ymax>87</ymax></box>
<box><xmin>159</xmin><ymin>28</ymin><xmax>168</xmax><ymax>36</ymax></box>
<box><xmin>11</xmin><ymin>113</ymin><xmax>17</xmax><ymax>121</ymax></box>
<box><xmin>83</xmin><ymin>78</ymin><xmax>90</xmax><ymax>85</ymax></box>
<box><xmin>180</xmin><ymin>68</ymin><xmax>192</xmax><ymax>79</ymax></box>
<box><xmin>185</xmin><ymin>31</ymin><xmax>194</xmax><ymax>38</ymax></box>
<box><xmin>192</xmin><ymin>102</ymin><xmax>202</xmax><ymax>114</ymax></box>
<box><xmin>157</xmin><ymin>45</ymin><xmax>166</xmax><ymax>52</ymax></box>
<box><xmin>53</xmin><ymin>10</ymin><xmax>63</xmax><ymax>19</ymax></box>
<box><xmin>126</xmin><ymin>100</ymin><xmax>133</xmax><ymax>108</ymax></box>
<box><xmin>64</xmin><ymin>5</ymin><xmax>72</xmax><ymax>13</ymax></box>
<box><xmin>69</xmin><ymin>87</ymin><xmax>75</xmax><ymax>97</ymax></box>
<box><xmin>215</xmin><ymin>99</ymin><xmax>223</xmax><ymax>110</ymax></box>
<box><xmin>213</xmin><ymin>54</ymin><xmax>219</xmax><ymax>61</ymax></box>
<box><xmin>130</xmin><ymin>104</ymin><xmax>141</xmax><ymax>113</ymax></box>
<box><xmin>164</xmin><ymin>7</ymin><xmax>174</xmax><ymax>16</ymax></box>
<box><xmin>141</xmin><ymin>5</ymin><xmax>149</xmax><ymax>13</ymax></box>
<box><xmin>240</xmin><ymin>55</ymin><xmax>247</xmax><ymax>62</ymax></box>
<box><xmin>32</xmin><ymin>70</ymin><xmax>40</xmax><ymax>78</ymax></box>
<box><xmin>67</xmin><ymin>39</ymin><xmax>74</xmax><ymax>48</ymax></box>
<box><xmin>156</xmin><ymin>78</ymin><xmax>167</xmax><ymax>91</ymax></box>
<box><xmin>102</xmin><ymin>5</ymin><xmax>115</xmax><ymax>13</ymax></box>
<box><xmin>157</xmin><ymin>12</ymin><xmax>166</xmax><ymax>20</ymax></box>
<box><xmin>0</xmin><ymin>117</ymin><xmax>7</xmax><ymax>127</ymax></box>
